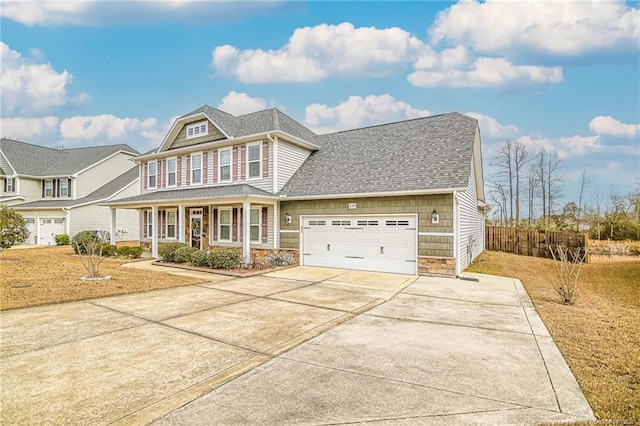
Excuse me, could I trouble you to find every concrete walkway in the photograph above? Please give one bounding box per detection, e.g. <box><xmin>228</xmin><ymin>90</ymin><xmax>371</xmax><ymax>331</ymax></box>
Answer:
<box><xmin>1</xmin><ymin>266</ymin><xmax>593</xmax><ymax>425</ymax></box>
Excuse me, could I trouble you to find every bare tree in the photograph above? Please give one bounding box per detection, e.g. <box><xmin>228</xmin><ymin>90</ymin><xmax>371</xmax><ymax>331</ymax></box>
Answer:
<box><xmin>576</xmin><ymin>170</ymin><xmax>589</xmax><ymax>232</ymax></box>
<box><xmin>491</xmin><ymin>141</ymin><xmax>515</xmax><ymax>225</ymax></box>
<box><xmin>546</xmin><ymin>151</ymin><xmax>564</xmax><ymax>220</ymax></box>
<box><xmin>526</xmin><ymin>164</ymin><xmax>537</xmax><ymax>227</ymax></box>
<box><xmin>537</xmin><ymin>149</ymin><xmax>547</xmax><ymax>227</ymax></box>
<box><xmin>513</xmin><ymin>141</ymin><xmax>531</xmax><ymax>227</ymax></box>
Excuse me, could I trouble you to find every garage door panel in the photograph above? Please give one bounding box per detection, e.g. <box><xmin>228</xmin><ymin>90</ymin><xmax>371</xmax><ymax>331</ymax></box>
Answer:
<box><xmin>302</xmin><ymin>215</ymin><xmax>416</xmax><ymax>275</ymax></box>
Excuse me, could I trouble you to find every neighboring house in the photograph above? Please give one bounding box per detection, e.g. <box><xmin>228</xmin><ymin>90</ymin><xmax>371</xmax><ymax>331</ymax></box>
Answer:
<box><xmin>106</xmin><ymin>106</ymin><xmax>487</xmax><ymax>277</ymax></box>
<box><xmin>0</xmin><ymin>139</ymin><xmax>140</xmax><ymax>245</ymax></box>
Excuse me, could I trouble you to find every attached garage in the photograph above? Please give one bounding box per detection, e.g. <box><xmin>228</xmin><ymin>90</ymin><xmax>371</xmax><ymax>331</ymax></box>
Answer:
<box><xmin>39</xmin><ymin>218</ymin><xmax>66</xmax><ymax>246</ymax></box>
<box><xmin>300</xmin><ymin>215</ymin><xmax>417</xmax><ymax>275</ymax></box>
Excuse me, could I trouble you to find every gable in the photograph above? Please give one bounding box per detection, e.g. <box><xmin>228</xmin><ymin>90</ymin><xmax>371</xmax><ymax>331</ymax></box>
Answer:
<box><xmin>166</xmin><ymin>117</ymin><xmax>227</xmax><ymax>151</ymax></box>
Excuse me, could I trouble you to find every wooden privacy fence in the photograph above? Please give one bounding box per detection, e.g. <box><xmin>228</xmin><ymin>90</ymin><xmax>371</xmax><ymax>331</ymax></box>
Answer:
<box><xmin>486</xmin><ymin>226</ymin><xmax>587</xmax><ymax>259</ymax></box>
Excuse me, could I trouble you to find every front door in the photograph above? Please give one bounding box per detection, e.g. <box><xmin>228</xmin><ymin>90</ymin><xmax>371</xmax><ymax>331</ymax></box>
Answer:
<box><xmin>190</xmin><ymin>209</ymin><xmax>203</xmax><ymax>249</ymax></box>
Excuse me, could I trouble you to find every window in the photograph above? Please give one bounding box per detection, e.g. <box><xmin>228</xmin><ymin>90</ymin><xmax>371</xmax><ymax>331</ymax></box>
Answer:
<box><xmin>148</xmin><ymin>161</ymin><xmax>157</xmax><ymax>189</ymax></box>
<box><xmin>250</xmin><ymin>208</ymin><xmax>261</xmax><ymax>242</ymax></box>
<box><xmin>143</xmin><ymin>210</ymin><xmax>153</xmax><ymax>238</ymax></box>
<box><xmin>186</xmin><ymin>121</ymin><xmax>208</xmax><ymax>139</ymax></box>
<box><xmin>247</xmin><ymin>144</ymin><xmax>261</xmax><ymax>179</ymax></box>
<box><xmin>4</xmin><ymin>178</ymin><xmax>15</xmax><ymax>193</ymax></box>
<box><xmin>166</xmin><ymin>158</ymin><xmax>176</xmax><ymax>187</ymax></box>
<box><xmin>60</xmin><ymin>179</ymin><xmax>69</xmax><ymax>197</ymax></box>
<box><xmin>44</xmin><ymin>179</ymin><xmax>53</xmax><ymax>197</ymax></box>
<box><xmin>219</xmin><ymin>149</ymin><xmax>231</xmax><ymax>182</ymax></box>
<box><xmin>191</xmin><ymin>153</ymin><xmax>202</xmax><ymax>184</ymax></box>
<box><xmin>219</xmin><ymin>208</ymin><xmax>232</xmax><ymax>241</ymax></box>
<box><xmin>166</xmin><ymin>210</ymin><xmax>177</xmax><ymax>239</ymax></box>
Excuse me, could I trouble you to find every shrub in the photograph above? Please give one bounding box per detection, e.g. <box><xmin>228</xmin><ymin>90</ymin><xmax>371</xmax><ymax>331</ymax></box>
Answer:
<box><xmin>190</xmin><ymin>250</ymin><xmax>211</xmax><ymax>267</ymax></box>
<box><xmin>116</xmin><ymin>246</ymin><xmax>131</xmax><ymax>258</ymax></box>
<box><xmin>158</xmin><ymin>242</ymin><xmax>186</xmax><ymax>262</ymax></box>
<box><xmin>54</xmin><ymin>234</ymin><xmax>70</xmax><ymax>245</ymax></box>
<box><xmin>72</xmin><ymin>231</ymin><xmax>99</xmax><ymax>255</ymax></box>
<box><xmin>116</xmin><ymin>246</ymin><xmax>143</xmax><ymax>259</ymax></box>
<box><xmin>173</xmin><ymin>246</ymin><xmax>198</xmax><ymax>264</ymax></box>
<box><xmin>101</xmin><ymin>243</ymin><xmax>117</xmax><ymax>257</ymax></box>
<box><xmin>209</xmin><ymin>247</ymin><xmax>242</xmax><ymax>269</ymax></box>
<box><xmin>0</xmin><ymin>205</ymin><xmax>29</xmax><ymax>253</ymax></box>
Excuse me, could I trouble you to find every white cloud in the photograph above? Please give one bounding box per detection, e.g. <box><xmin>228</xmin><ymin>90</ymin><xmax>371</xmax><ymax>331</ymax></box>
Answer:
<box><xmin>217</xmin><ymin>91</ymin><xmax>266</xmax><ymax>116</ymax></box>
<box><xmin>516</xmin><ymin>135</ymin><xmax>602</xmax><ymax>160</ymax></box>
<box><xmin>305</xmin><ymin>94</ymin><xmax>430</xmax><ymax>134</ymax></box>
<box><xmin>465</xmin><ymin>112</ymin><xmax>519</xmax><ymax>139</ymax></box>
<box><xmin>430</xmin><ymin>0</ymin><xmax>640</xmax><ymax>57</ymax></box>
<box><xmin>0</xmin><ymin>116</ymin><xmax>59</xmax><ymax>140</ymax></box>
<box><xmin>0</xmin><ymin>42</ymin><xmax>90</xmax><ymax>114</ymax></box>
<box><xmin>213</xmin><ymin>22</ymin><xmax>429</xmax><ymax>83</ymax></box>
<box><xmin>589</xmin><ymin>116</ymin><xmax>640</xmax><ymax>138</ymax></box>
<box><xmin>59</xmin><ymin>114</ymin><xmax>158</xmax><ymax>144</ymax></box>
<box><xmin>1</xmin><ymin>1</ymin><xmax>289</xmax><ymax>26</ymax></box>
<box><xmin>408</xmin><ymin>56</ymin><xmax>563</xmax><ymax>88</ymax></box>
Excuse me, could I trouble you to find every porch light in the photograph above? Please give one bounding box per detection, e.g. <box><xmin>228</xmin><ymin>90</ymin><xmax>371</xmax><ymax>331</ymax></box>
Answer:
<box><xmin>431</xmin><ymin>209</ymin><xmax>440</xmax><ymax>224</ymax></box>
<box><xmin>285</xmin><ymin>212</ymin><xmax>292</xmax><ymax>224</ymax></box>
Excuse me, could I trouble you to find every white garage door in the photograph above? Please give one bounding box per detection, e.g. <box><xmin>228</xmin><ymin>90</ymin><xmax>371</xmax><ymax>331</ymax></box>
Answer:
<box><xmin>301</xmin><ymin>215</ymin><xmax>417</xmax><ymax>275</ymax></box>
<box><xmin>39</xmin><ymin>218</ymin><xmax>65</xmax><ymax>246</ymax></box>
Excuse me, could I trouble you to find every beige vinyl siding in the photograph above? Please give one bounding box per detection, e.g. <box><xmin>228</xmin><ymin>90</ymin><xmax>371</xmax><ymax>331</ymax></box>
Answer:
<box><xmin>243</xmin><ymin>141</ymin><xmax>272</xmax><ymax>192</ymax></box>
<box><xmin>277</xmin><ymin>140</ymin><xmax>310</xmax><ymax>192</ymax></box>
<box><xmin>280</xmin><ymin>194</ymin><xmax>453</xmax><ymax>256</ymax></box>
<box><xmin>75</xmin><ymin>152</ymin><xmax>136</xmax><ymax>198</ymax></box>
<box><xmin>17</xmin><ymin>177</ymin><xmax>42</xmax><ymax>200</ymax></box>
<box><xmin>70</xmin><ymin>182</ymin><xmax>140</xmax><ymax>240</ymax></box>
<box><xmin>456</xmin><ymin>156</ymin><xmax>484</xmax><ymax>272</ymax></box>
<box><xmin>169</xmin><ymin>118</ymin><xmax>226</xmax><ymax>150</ymax></box>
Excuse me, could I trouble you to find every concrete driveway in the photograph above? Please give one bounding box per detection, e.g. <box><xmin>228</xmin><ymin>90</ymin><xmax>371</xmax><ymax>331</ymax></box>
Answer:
<box><xmin>1</xmin><ymin>266</ymin><xmax>593</xmax><ymax>425</ymax></box>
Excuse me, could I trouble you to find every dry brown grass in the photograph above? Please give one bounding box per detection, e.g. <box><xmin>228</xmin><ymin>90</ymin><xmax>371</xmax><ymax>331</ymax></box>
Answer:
<box><xmin>1</xmin><ymin>246</ymin><xmax>204</xmax><ymax>311</ymax></box>
<box><xmin>467</xmin><ymin>251</ymin><xmax>640</xmax><ymax>424</ymax></box>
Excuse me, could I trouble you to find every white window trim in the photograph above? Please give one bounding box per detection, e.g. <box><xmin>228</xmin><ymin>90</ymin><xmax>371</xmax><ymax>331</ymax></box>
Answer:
<box><xmin>166</xmin><ymin>157</ymin><xmax>177</xmax><ymax>188</ymax></box>
<box><xmin>247</xmin><ymin>142</ymin><xmax>262</xmax><ymax>180</ymax></box>
<box><xmin>218</xmin><ymin>148</ymin><xmax>232</xmax><ymax>182</ymax></box>
<box><xmin>166</xmin><ymin>209</ymin><xmax>177</xmax><ymax>240</ymax></box>
<box><xmin>148</xmin><ymin>160</ymin><xmax>158</xmax><ymax>190</ymax></box>
<box><xmin>218</xmin><ymin>207</ymin><xmax>233</xmax><ymax>242</ymax></box>
<box><xmin>6</xmin><ymin>177</ymin><xmax>15</xmax><ymax>193</ymax></box>
<box><xmin>250</xmin><ymin>206</ymin><xmax>261</xmax><ymax>242</ymax></box>
<box><xmin>44</xmin><ymin>179</ymin><xmax>53</xmax><ymax>198</ymax></box>
<box><xmin>143</xmin><ymin>209</ymin><xmax>153</xmax><ymax>239</ymax></box>
<box><xmin>59</xmin><ymin>179</ymin><xmax>69</xmax><ymax>197</ymax></box>
<box><xmin>190</xmin><ymin>151</ymin><xmax>203</xmax><ymax>185</ymax></box>
<box><xmin>186</xmin><ymin>121</ymin><xmax>208</xmax><ymax>140</ymax></box>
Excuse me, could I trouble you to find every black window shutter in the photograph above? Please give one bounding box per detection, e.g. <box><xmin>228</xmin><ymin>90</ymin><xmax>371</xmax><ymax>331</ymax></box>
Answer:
<box><xmin>42</xmin><ymin>181</ymin><xmax>45</xmax><ymax>197</ymax></box>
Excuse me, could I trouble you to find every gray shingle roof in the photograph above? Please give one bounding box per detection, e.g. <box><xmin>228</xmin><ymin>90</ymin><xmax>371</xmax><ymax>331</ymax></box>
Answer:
<box><xmin>105</xmin><ymin>184</ymin><xmax>275</xmax><ymax>206</ymax></box>
<box><xmin>13</xmin><ymin>167</ymin><xmax>139</xmax><ymax>209</ymax></box>
<box><xmin>0</xmin><ymin>139</ymin><xmax>139</xmax><ymax>176</ymax></box>
<box><xmin>279</xmin><ymin>113</ymin><xmax>478</xmax><ymax>197</ymax></box>
<box><xmin>180</xmin><ymin>106</ymin><xmax>317</xmax><ymax>143</ymax></box>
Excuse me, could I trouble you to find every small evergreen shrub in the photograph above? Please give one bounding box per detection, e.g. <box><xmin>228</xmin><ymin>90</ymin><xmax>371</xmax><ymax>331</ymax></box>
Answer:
<box><xmin>173</xmin><ymin>246</ymin><xmax>198</xmax><ymax>264</ymax></box>
<box><xmin>128</xmin><ymin>246</ymin><xmax>143</xmax><ymax>258</ymax></box>
<box><xmin>158</xmin><ymin>242</ymin><xmax>186</xmax><ymax>262</ymax></box>
<box><xmin>116</xmin><ymin>246</ymin><xmax>131</xmax><ymax>258</ymax></box>
<box><xmin>72</xmin><ymin>231</ymin><xmax>99</xmax><ymax>254</ymax></box>
<box><xmin>54</xmin><ymin>234</ymin><xmax>70</xmax><ymax>245</ymax></box>
<box><xmin>190</xmin><ymin>250</ymin><xmax>211</xmax><ymax>267</ymax></box>
<box><xmin>101</xmin><ymin>243</ymin><xmax>117</xmax><ymax>257</ymax></box>
<box><xmin>209</xmin><ymin>247</ymin><xmax>242</xmax><ymax>269</ymax></box>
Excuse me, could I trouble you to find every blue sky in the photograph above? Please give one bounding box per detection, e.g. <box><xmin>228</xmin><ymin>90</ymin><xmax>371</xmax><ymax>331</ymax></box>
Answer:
<box><xmin>1</xmin><ymin>0</ymin><xmax>639</xmax><ymax>213</ymax></box>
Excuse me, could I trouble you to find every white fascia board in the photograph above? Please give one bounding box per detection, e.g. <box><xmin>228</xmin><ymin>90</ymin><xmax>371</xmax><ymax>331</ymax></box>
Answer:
<box><xmin>156</xmin><ymin>112</ymin><xmax>232</xmax><ymax>154</ymax></box>
<box><xmin>102</xmin><ymin>194</ymin><xmax>278</xmax><ymax>209</ymax></box>
<box><xmin>73</xmin><ymin>151</ymin><xmax>137</xmax><ymax>177</ymax></box>
<box><xmin>0</xmin><ymin>195</ymin><xmax>25</xmax><ymax>202</ymax></box>
<box><xmin>137</xmin><ymin>130</ymin><xmax>319</xmax><ymax>163</ymax></box>
<box><xmin>0</xmin><ymin>152</ymin><xmax>16</xmax><ymax>175</ymax></box>
<box><xmin>278</xmin><ymin>187</ymin><xmax>466</xmax><ymax>201</ymax></box>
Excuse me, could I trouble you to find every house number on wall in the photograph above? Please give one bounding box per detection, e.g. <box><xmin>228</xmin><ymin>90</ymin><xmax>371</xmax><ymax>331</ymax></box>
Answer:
<box><xmin>348</xmin><ymin>203</ymin><xmax>357</xmax><ymax>209</ymax></box>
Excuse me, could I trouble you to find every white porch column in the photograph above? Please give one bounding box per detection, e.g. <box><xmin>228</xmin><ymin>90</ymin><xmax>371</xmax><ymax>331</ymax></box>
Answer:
<box><xmin>65</xmin><ymin>209</ymin><xmax>71</xmax><ymax>236</ymax></box>
<box><xmin>242</xmin><ymin>201</ymin><xmax>251</xmax><ymax>267</ymax></box>
<box><xmin>178</xmin><ymin>205</ymin><xmax>186</xmax><ymax>243</ymax></box>
<box><xmin>110</xmin><ymin>208</ymin><xmax>117</xmax><ymax>244</ymax></box>
<box><xmin>151</xmin><ymin>205</ymin><xmax>159</xmax><ymax>258</ymax></box>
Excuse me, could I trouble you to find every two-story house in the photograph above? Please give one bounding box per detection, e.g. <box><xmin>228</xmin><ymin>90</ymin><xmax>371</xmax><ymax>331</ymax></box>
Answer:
<box><xmin>0</xmin><ymin>139</ymin><xmax>140</xmax><ymax>245</ymax></box>
<box><xmin>106</xmin><ymin>106</ymin><xmax>487</xmax><ymax>277</ymax></box>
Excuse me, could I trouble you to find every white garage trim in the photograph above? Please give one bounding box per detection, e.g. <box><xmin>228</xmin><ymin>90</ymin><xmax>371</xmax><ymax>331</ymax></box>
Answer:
<box><xmin>299</xmin><ymin>214</ymin><xmax>418</xmax><ymax>275</ymax></box>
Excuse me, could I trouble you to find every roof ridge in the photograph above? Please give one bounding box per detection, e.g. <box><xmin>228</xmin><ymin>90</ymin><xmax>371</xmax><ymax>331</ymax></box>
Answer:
<box><xmin>318</xmin><ymin>112</ymin><xmax>472</xmax><ymax>136</ymax></box>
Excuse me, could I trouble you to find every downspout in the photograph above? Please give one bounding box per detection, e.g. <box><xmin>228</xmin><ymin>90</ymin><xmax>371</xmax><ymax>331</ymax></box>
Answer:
<box><xmin>267</xmin><ymin>133</ymin><xmax>279</xmax><ymax>249</ymax></box>
<box><xmin>266</xmin><ymin>133</ymin><xmax>277</xmax><ymax>191</ymax></box>
<box><xmin>62</xmin><ymin>207</ymin><xmax>71</xmax><ymax>237</ymax></box>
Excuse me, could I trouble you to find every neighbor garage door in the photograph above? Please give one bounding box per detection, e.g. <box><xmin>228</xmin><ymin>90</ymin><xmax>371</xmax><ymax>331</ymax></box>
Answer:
<box><xmin>39</xmin><ymin>218</ymin><xmax>65</xmax><ymax>246</ymax></box>
<box><xmin>301</xmin><ymin>215</ymin><xmax>417</xmax><ymax>275</ymax></box>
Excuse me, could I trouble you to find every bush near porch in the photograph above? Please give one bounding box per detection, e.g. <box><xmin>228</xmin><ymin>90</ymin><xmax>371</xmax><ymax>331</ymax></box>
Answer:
<box><xmin>157</xmin><ymin>243</ymin><xmax>296</xmax><ymax>270</ymax></box>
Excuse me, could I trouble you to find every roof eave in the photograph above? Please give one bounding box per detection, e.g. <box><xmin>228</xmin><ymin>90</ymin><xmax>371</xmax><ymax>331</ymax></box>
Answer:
<box><xmin>277</xmin><ymin>187</ymin><xmax>467</xmax><ymax>201</ymax></box>
<box><xmin>156</xmin><ymin>111</ymin><xmax>233</xmax><ymax>154</ymax></box>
